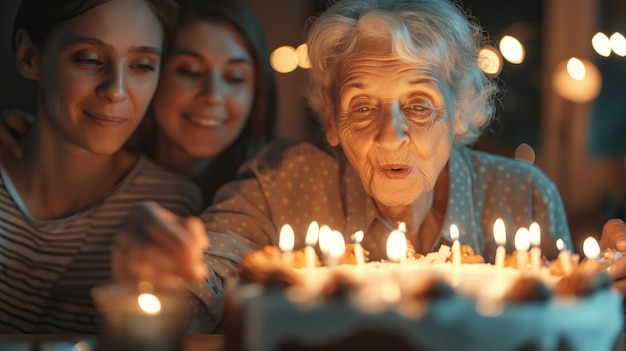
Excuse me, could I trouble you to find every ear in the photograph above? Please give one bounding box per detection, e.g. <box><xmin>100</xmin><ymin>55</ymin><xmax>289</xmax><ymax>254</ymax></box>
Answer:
<box><xmin>14</xmin><ymin>28</ymin><xmax>40</xmax><ymax>81</ymax></box>
<box><xmin>323</xmin><ymin>95</ymin><xmax>340</xmax><ymax>146</ymax></box>
<box><xmin>453</xmin><ymin>115</ymin><xmax>468</xmax><ymax>136</ymax></box>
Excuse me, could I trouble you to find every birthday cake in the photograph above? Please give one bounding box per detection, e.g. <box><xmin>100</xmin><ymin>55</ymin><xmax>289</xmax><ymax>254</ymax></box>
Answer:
<box><xmin>225</xmin><ymin>244</ymin><xmax>623</xmax><ymax>351</ymax></box>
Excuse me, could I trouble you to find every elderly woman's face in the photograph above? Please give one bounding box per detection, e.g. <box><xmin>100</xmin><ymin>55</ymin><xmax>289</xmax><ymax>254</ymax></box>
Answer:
<box><xmin>328</xmin><ymin>53</ymin><xmax>456</xmax><ymax>207</ymax></box>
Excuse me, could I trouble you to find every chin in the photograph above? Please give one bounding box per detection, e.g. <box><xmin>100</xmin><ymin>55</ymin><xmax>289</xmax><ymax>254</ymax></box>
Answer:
<box><xmin>83</xmin><ymin>139</ymin><xmax>127</xmax><ymax>154</ymax></box>
<box><xmin>372</xmin><ymin>190</ymin><xmax>417</xmax><ymax>207</ymax></box>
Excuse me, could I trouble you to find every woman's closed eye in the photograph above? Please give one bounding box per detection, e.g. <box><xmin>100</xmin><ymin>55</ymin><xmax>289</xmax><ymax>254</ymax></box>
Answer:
<box><xmin>177</xmin><ymin>67</ymin><xmax>205</xmax><ymax>77</ymax></box>
<box><xmin>73</xmin><ymin>51</ymin><xmax>104</xmax><ymax>68</ymax></box>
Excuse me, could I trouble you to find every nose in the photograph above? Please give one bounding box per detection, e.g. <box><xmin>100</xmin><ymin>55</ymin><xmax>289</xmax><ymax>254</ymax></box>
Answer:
<box><xmin>375</xmin><ymin>102</ymin><xmax>409</xmax><ymax>150</ymax></box>
<box><xmin>96</xmin><ymin>64</ymin><xmax>128</xmax><ymax>103</ymax></box>
<box><xmin>199</xmin><ymin>70</ymin><xmax>225</xmax><ymax>104</ymax></box>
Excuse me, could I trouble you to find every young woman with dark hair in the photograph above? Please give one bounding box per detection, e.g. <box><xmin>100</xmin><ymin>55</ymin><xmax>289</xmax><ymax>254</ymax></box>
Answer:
<box><xmin>0</xmin><ymin>0</ymin><xmax>202</xmax><ymax>333</ymax></box>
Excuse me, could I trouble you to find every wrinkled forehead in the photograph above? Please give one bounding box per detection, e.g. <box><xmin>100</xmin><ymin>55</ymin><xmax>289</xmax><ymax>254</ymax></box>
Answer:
<box><xmin>335</xmin><ymin>38</ymin><xmax>449</xmax><ymax>95</ymax></box>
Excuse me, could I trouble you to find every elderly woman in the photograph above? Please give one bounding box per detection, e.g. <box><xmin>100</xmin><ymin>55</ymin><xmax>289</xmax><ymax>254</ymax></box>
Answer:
<box><xmin>114</xmin><ymin>0</ymin><xmax>572</xmax><ymax>329</ymax></box>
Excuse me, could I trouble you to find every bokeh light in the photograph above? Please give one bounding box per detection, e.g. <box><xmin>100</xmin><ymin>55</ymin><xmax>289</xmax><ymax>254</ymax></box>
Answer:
<box><xmin>514</xmin><ymin>143</ymin><xmax>535</xmax><ymax>164</ymax></box>
<box><xmin>592</xmin><ymin>32</ymin><xmax>611</xmax><ymax>57</ymax></box>
<box><xmin>552</xmin><ymin>58</ymin><xmax>602</xmax><ymax>103</ymax></box>
<box><xmin>478</xmin><ymin>45</ymin><xmax>503</xmax><ymax>76</ymax></box>
<box><xmin>609</xmin><ymin>32</ymin><xmax>626</xmax><ymax>57</ymax></box>
<box><xmin>270</xmin><ymin>46</ymin><xmax>298</xmax><ymax>73</ymax></box>
<box><xmin>566</xmin><ymin>57</ymin><xmax>586</xmax><ymax>81</ymax></box>
<box><xmin>499</xmin><ymin>35</ymin><xmax>525</xmax><ymax>64</ymax></box>
<box><xmin>295</xmin><ymin>43</ymin><xmax>311</xmax><ymax>69</ymax></box>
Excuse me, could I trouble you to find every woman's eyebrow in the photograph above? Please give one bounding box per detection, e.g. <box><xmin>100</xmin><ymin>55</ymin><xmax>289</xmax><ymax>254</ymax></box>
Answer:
<box><xmin>63</xmin><ymin>36</ymin><xmax>161</xmax><ymax>56</ymax></box>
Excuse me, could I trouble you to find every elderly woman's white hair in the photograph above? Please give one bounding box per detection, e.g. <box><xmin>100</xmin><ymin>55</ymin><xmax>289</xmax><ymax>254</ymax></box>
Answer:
<box><xmin>306</xmin><ymin>0</ymin><xmax>498</xmax><ymax>146</ymax></box>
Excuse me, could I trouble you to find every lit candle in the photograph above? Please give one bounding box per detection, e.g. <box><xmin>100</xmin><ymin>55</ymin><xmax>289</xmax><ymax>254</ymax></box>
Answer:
<box><xmin>351</xmin><ymin>230</ymin><xmax>365</xmax><ymax>266</ymax></box>
<box><xmin>318</xmin><ymin>225</ymin><xmax>333</xmax><ymax>265</ymax></box>
<box><xmin>328</xmin><ymin>230</ymin><xmax>346</xmax><ymax>266</ymax></box>
<box><xmin>493</xmin><ymin>218</ymin><xmax>506</xmax><ymax>269</ymax></box>
<box><xmin>386</xmin><ymin>229</ymin><xmax>407</xmax><ymax>268</ymax></box>
<box><xmin>514</xmin><ymin>227</ymin><xmax>530</xmax><ymax>272</ymax></box>
<box><xmin>529</xmin><ymin>222</ymin><xmax>542</xmax><ymax>273</ymax></box>
<box><xmin>450</xmin><ymin>224</ymin><xmax>461</xmax><ymax>266</ymax></box>
<box><xmin>398</xmin><ymin>222</ymin><xmax>407</xmax><ymax>233</ymax></box>
<box><xmin>556</xmin><ymin>238</ymin><xmax>572</xmax><ymax>276</ymax></box>
<box><xmin>92</xmin><ymin>283</ymin><xmax>187</xmax><ymax>351</ymax></box>
<box><xmin>279</xmin><ymin>224</ymin><xmax>295</xmax><ymax>266</ymax></box>
<box><xmin>583</xmin><ymin>236</ymin><xmax>601</xmax><ymax>261</ymax></box>
<box><xmin>305</xmin><ymin>221</ymin><xmax>319</xmax><ymax>269</ymax></box>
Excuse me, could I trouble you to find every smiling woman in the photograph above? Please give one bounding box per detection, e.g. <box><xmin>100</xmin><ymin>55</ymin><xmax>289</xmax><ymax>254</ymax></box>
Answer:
<box><xmin>0</xmin><ymin>0</ymin><xmax>202</xmax><ymax>333</ymax></box>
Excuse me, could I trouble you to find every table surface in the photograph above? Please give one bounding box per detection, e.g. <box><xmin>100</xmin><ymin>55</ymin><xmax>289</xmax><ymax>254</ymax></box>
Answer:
<box><xmin>1</xmin><ymin>333</ymin><xmax>624</xmax><ymax>351</ymax></box>
<box><xmin>0</xmin><ymin>334</ymin><xmax>224</xmax><ymax>351</ymax></box>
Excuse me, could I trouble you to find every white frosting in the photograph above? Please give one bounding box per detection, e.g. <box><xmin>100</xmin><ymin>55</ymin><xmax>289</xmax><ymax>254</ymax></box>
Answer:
<box><xmin>231</xmin><ymin>261</ymin><xmax>623</xmax><ymax>351</ymax></box>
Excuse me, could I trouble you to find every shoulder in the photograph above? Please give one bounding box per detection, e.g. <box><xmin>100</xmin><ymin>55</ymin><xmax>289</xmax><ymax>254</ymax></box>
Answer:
<box><xmin>242</xmin><ymin>139</ymin><xmax>338</xmax><ymax>175</ymax></box>
<box><xmin>457</xmin><ymin>147</ymin><xmax>559</xmax><ymax>196</ymax></box>
<box><xmin>461</xmin><ymin>148</ymin><xmax>551</xmax><ymax>180</ymax></box>
<box><xmin>119</xmin><ymin>155</ymin><xmax>202</xmax><ymax>215</ymax></box>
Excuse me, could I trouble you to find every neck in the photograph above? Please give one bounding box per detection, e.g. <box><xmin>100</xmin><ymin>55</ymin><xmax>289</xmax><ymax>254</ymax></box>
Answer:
<box><xmin>375</xmin><ymin>163</ymin><xmax>450</xmax><ymax>252</ymax></box>
<box><xmin>3</xmin><ymin>111</ymin><xmax>135</xmax><ymax>220</ymax></box>
<box><xmin>375</xmin><ymin>191</ymin><xmax>434</xmax><ymax>237</ymax></box>
<box><xmin>152</xmin><ymin>129</ymin><xmax>211</xmax><ymax>177</ymax></box>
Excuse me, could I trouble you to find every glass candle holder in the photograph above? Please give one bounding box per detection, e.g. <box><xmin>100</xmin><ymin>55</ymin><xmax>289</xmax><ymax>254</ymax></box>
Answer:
<box><xmin>91</xmin><ymin>283</ymin><xmax>188</xmax><ymax>351</ymax></box>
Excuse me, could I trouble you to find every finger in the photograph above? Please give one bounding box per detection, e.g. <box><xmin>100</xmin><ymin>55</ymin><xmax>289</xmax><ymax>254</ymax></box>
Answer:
<box><xmin>601</xmin><ymin>219</ymin><xmax>626</xmax><ymax>251</ymax></box>
<box><xmin>607</xmin><ymin>256</ymin><xmax>626</xmax><ymax>280</ymax></box>
<box><xmin>181</xmin><ymin>216</ymin><xmax>209</xmax><ymax>250</ymax></box>
<box><xmin>4</xmin><ymin>113</ymin><xmax>32</xmax><ymax>135</ymax></box>
<box><xmin>0</xmin><ymin>123</ymin><xmax>23</xmax><ymax>159</ymax></box>
<box><xmin>123</xmin><ymin>202</ymin><xmax>204</xmax><ymax>279</ymax></box>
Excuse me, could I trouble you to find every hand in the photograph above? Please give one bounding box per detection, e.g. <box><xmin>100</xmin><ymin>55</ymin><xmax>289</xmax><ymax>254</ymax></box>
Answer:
<box><xmin>112</xmin><ymin>202</ymin><xmax>209</xmax><ymax>289</ymax></box>
<box><xmin>599</xmin><ymin>219</ymin><xmax>626</xmax><ymax>293</ymax></box>
<box><xmin>0</xmin><ymin>108</ymin><xmax>33</xmax><ymax>160</ymax></box>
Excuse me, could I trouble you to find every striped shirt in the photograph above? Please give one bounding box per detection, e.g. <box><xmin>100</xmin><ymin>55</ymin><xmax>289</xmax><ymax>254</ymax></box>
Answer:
<box><xmin>0</xmin><ymin>155</ymin><xmax>202</xmax><ymax>333</ymax></box>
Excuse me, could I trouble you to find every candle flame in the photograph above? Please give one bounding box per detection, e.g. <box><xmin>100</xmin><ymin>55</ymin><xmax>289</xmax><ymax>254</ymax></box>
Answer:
<box><xmin>529</xmin><ymin>222</ymin><xmax>541</xmax><ymax>246</ymax></box>
<box><xmin>329</xmin><ymin>230</ymin><xmax>346</xmax><ymax>259</ymax></box>
<box><xmin>137</xmin><ymin>293</ymin><xmax>161</xmax><ymax>316</ymax></box>
<box><xmin>493</xmin><ymin>218</ymin><xmax>506</xmax><ymax>246</ymax></box>
<box><xmin>318</xmin><ymin>225</ymin><xmax>333</xmax><ymax>255</ymax></box>
<box><xmin>450</xmin><ymin>224</ymin><xmax>459</xmax><ymax>241</ymax></box>
<box><xmin>583</xmin><ymin>236</ymin><xmax>600</xmax><ymax>260</ymax></box>
<box><xmin>514</xmin><ymin>227</ymin><xmax>530</xmax><ymax>251</ymax></box>
<box><xmin>351</xmin><ymin>230</ymin><xmax>364</xmax><ymax>243</ymax></box>
<box><xmin>279</xmin><ymin>224</ymin><xmax>295</xmax><ymax>252</ymax></box>
<box><xmin>305</xmin><ymin>221</ymin><xmax>319</xmax><ymax>246</ymax></box>
<box><xmin>556</xmin><ymin>238</ymin><xmax>564</xmax><ymax>251</ymax></box>
<box><xmin>398</xmin><ymin>222</ymin><xmax>407</xmax><ymax>233</ymax></box>
<box><xmin>386</xmin><ymin>229</ymin><xmax>407</xmax><ymax>262</ymax></box>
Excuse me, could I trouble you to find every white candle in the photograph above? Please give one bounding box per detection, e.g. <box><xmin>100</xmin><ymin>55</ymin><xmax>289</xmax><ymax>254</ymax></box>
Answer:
<box><xmin>279</xmin><ymin>224</ymin><xmax>295</xmax><ymax>266</ymax></box>
<box><xmin>304</xmin><ymin>221</ymin><xmax>319</xmax><ymax>269</ymax></box>
<box><xmin>351</xmin><ymin>230</ymin><xmax>365</xmax><ymax>265</ymax></box>
<box><xmin>386</xmin><ymin>229</ymin><xmax>407</xmax><ymax>268</ymax></box>
<box><xmin>556</xmin><ymin>238</ymin><xmax>572</xmax><ymax>276</ymax></box>
<box><xmin>450</xmin><ymin>224</ymin><xmax>461</xmax><ymax>266</ymax></box>
<box><xmin>493</xmin><ymin>218</ymin><xmax>506</xmax><ymax>269</ymax></box>
<box><xmin>514</xmin><ymin>227</ymin><xmax>530</xmax><ymax>272</ymax></box>
<box><xmin>529</xmin><ymin>222</ymin><xmax>542</xmax><ymax>273</ymax></box>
